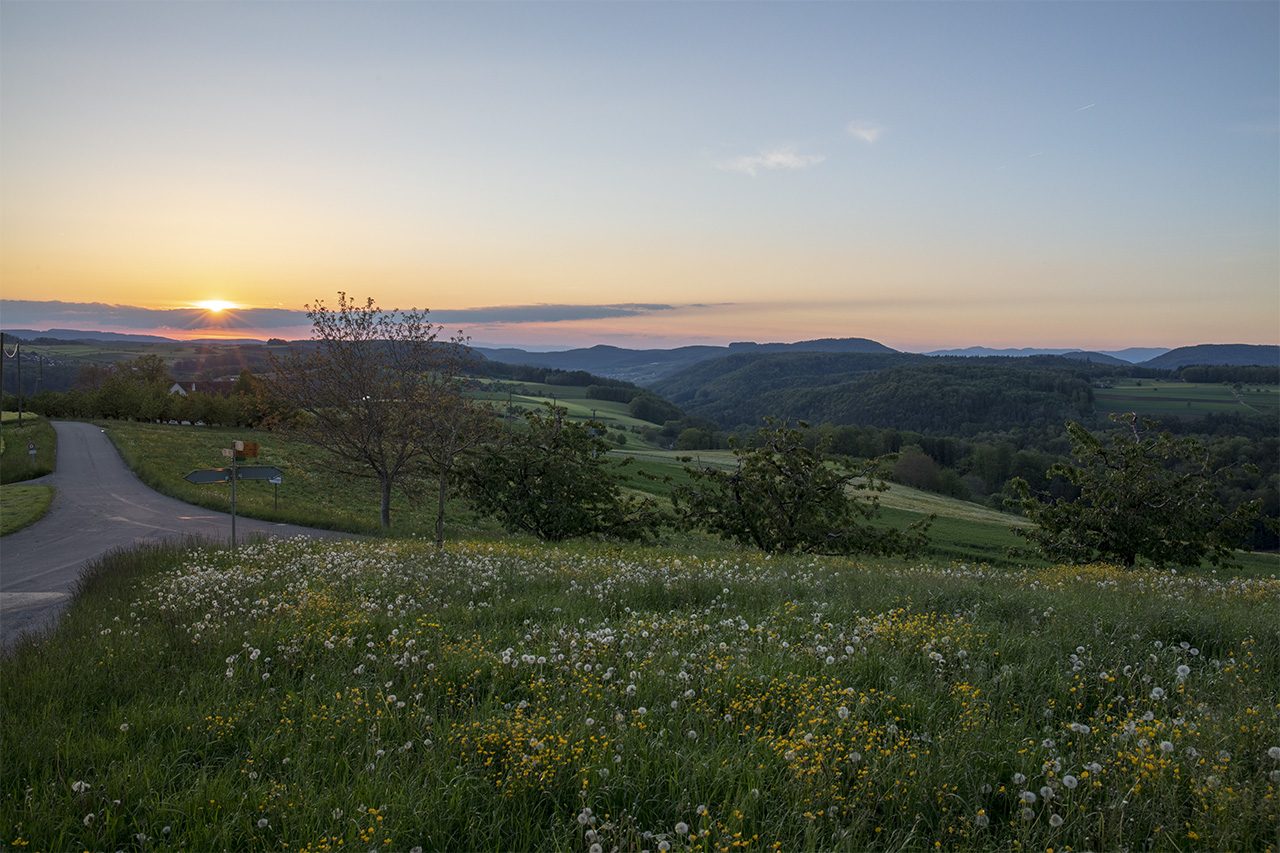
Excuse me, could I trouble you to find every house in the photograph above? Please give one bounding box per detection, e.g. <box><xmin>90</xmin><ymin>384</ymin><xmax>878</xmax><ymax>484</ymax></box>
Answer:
<box><xmin>168</xmin><ymin>380</ymin><xmax>238</xmax><ymax>396</ymax></box>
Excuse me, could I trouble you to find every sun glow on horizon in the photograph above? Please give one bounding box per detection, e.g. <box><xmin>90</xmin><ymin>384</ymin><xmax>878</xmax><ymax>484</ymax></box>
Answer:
<box><xmin>194</xmin><ymin>300</ymin><xmax>237</xmax><ymax>313</ymax></box>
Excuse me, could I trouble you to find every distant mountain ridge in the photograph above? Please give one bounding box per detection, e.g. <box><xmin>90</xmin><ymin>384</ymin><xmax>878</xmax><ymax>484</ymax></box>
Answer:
<box><xmin>923</xmin><ymin>346</ymin><xmax>1170</xmax><ymax>362</ymax></box>
<box><xmin>2</xmin><ymin>327</ymin><xmax>179</xmax><ymax>343</ymax></box>
<box><xmin>1142</xmin><ymin>344</ymin><xmax>1280</xmax><ymax>370</ymax></box>
<box><xmin>472</xmin><ymin>338</ymin><xmax>895</xmax><ymax>385</ymax></box>
<box><xmin>473</xmin><ymin>341</ymin><xmax>1276</xmax><ymax>385</ymax></box>
<box><xmin>3</xmin><ymin>328</ymin><xmax>1274</xmax><ymax>384</ymax></box>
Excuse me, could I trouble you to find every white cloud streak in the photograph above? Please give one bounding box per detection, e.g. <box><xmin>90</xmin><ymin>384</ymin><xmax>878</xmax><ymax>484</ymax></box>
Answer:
<box><xmin>846</xmin><ymin>121</ymin><xmax>885</xmax><ymax>143</ymax></box>
<box><xmin>716</xmin><ymin>147</ymin><xmax>826</xmax><ymax>177</ymax></box>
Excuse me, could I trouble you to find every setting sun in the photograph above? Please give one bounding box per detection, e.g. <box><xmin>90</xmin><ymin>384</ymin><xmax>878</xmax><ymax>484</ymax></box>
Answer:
<box><xmin>195</xmin><ymin>300</ymin><xmax>237</xmax><ymax>313</ymax></box>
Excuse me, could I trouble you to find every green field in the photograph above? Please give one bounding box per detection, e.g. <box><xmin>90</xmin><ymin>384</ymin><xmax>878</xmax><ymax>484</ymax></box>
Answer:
<box><xmin>0</xmin><ymin>485</ymin><xmax>54</xmax><ymax>536</ymax></box>
<box><xmin>0</xmin><ymin>412</ymin><xmax>56</xmax><ymax>484</ymax></box>
<box><xmin>101</xmin><ymin>421</ymin><xmax>452</xmax><ymax>537</ymax></box>
<box><xmin>472</xmin><ymin>379</ymin><xmax>661</xmax><ymax>442</ymax></box>
<box><xmin>96</xmin><ymin>419</ymin><xmax>1279</xmax><ymax>574</ymax></box>
<box><xmin>2</xmin><ymin>537</ymin><xmax>1277</xmax><ymax>851</ymax></box>
<box><xmin>1094</xmin><ymin>381</ymin><xmax>1280</xmax><ymax>418</ymax></box>
<box><xmin>4</xmin><ymin>409</ymin><xmax>1278</xmax><ymax>850</ymax></box>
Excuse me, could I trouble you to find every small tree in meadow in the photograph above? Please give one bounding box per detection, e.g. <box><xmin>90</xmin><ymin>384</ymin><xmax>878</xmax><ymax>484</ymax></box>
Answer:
<box><xmin>464</xmin><ymin>403</ymin><xmax>662</xmax><ymax>542</ymax></box>
<box><xmin>673</xmin><ymin>418</ymin><xmax>931</xmax><ymax>556</ymax></box>
<box><xmin>267</xmin><ymin>293</ymin><xmax>483</xmax><ymax>531</ymax></box>
<box><xmin>1011</xmin><ymin>413</ymin><xmax>1268</xmax><ymax>568</ymax></box>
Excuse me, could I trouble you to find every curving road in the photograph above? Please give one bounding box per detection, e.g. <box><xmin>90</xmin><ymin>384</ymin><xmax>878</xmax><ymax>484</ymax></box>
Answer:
<box><xmin>0</xmin><ymin>421</ymin><xmax>349</xmax><ymax>653</ymax></box>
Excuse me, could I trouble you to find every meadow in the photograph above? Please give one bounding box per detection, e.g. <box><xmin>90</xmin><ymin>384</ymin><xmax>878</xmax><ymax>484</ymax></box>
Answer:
<box><xmin>0</xmin><ymin>411</ymin><xmax>56</xmax><ymax>485</ymax></box>
<box><xmin>2</xmin><ymin>536</ymin><xmax>1278</xmax><ymax>851</ymax></box>
<box><xmin>0</xmin><ymin>485</ymin><xmax>53</xmax><ymax>536</ymax></box>
<box><xmin>471</xmin><ymin>379</ymin><xmax>658</xmax><ymax>439</ymax></box>
<box><xmin>1093</xmin><ymin>381</ymin><xmax>1280</xmax><ymax>418</ymax></box>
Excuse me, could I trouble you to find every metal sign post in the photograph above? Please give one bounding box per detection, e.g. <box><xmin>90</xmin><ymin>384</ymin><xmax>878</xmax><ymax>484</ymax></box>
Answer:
<box><xmin>184</xmin><ymin>442</ymin><xmax>280</xmax><ymax>556</ymax></box>
<box><xmin>230</xmin><ymin>450</ymin><xmax>237</xmax><ymax>551</ymax></box>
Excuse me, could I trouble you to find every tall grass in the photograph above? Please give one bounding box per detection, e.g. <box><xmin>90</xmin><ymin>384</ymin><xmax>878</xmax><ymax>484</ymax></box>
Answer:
<box><xmin>100</xmin><ymin>421</ymin><xmax>480</xmax><ymax>538</ymax></box>
<box><xmin>0</xmin><ymin>485</ymin><xmax>53</xmax><ymax>536</ymax></box>
<box><xmin>0</xmin><ymin>414</ymin><xmax>56</xmax><ymax>484</ymax></box>
<box><xmin>3</xmin><ymin>538</ymin><xmax>1277</xmax><ymax>851</ymax></box>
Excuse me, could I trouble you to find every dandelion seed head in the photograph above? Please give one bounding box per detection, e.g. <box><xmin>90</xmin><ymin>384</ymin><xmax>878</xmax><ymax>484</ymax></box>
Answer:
<box><xmin>1050</xmin><ymin>813</ymin><xmax>1064</xmax><ymax>827</ymax></box>
<box><xmin>676</xmin><ymin>821</ymin><xmax>689</xmax><ymax>835</ymax></box>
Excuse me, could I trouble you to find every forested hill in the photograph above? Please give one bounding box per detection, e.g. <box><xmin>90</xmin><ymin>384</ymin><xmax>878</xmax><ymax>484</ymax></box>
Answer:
<box><xmin>651</xmin><ymin>354</ymin><xmax>1135</xmax><ymax>435</ymax></box>
<box><xmin>1143</xmin><ymin>344</ymin><xmax>1279</xmax><ymax>370</ymax></box>
<box><xmin>471</xmin><ymin>337</ymin><xmax>895</xmax><ymax>384</ymax></box>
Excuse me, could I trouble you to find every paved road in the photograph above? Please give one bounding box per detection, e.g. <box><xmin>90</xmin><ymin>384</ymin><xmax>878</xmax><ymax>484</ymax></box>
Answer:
<box><xmin>1</xmin><ymin>421</ymin><xmax>349</xmax><ymax>653</ymax></box>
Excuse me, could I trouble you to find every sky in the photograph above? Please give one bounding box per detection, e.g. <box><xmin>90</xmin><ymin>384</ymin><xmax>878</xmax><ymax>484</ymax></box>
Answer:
<box><xmin>1</xmin><ymin>1</ymin><xmax>1277</xmax><ymax>353</ymax></box>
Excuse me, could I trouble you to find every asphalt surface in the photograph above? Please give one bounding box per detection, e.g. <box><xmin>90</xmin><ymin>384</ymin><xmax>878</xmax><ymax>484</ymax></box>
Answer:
<box><xmin>0</xmin><ymin>421</ymin><xmax>349</xmax><ymax>653</ymax></box>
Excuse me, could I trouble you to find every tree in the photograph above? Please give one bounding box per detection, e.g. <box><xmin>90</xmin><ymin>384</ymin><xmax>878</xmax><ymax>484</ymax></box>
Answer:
<box><xmin>417</xmin><ymin>387</ymin><xmax>495</xmax><ymax>547</ymax></box>
<box><xmin>464</xmin><ymin>404</ymin><xmax>663</xmax><ymax>542</ymax></box>
<box><xmin>1011</xmin><ymin>413</ymin><xmax>1268</xmax><ymax>568</ymax></box>
<box><xmin>266</xmin><ymin>293</ymin><xmax>480</xmax><ymax>530</ymax></box>
<box><xmin>672</xmin><ymin>419</ymin><xmax>931</xmax><ymax>556</ymax></box>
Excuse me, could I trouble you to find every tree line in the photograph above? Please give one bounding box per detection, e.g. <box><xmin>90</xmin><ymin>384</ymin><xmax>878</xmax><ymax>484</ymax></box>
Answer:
<box><xmin>4</xmin><ymin>298</ymin><xmax>1274</xmax><ymax>562</ymax></box>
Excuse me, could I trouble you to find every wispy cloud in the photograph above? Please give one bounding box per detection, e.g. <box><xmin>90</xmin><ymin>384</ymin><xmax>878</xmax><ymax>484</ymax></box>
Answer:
<box><xmin>845</xmin><ymin>121</ymin><xmax>885</xmax><ymax>143</ymax></box>
<box><xmin>0</xmin><ymin>300</ymin><xmax>682</xmax><ymax>334</ymax></box>
<box><xmin>716</xmin><ymin>146</ymin><xmax>826</xmax><ymax>177</ymax></box>
<box><xmin>432</xmin><ymin>304</ymin><xmax>676</xmax><ymax>324</ymax></box>
<box><xmin>0</xmin><ymin>300</ymin><xmax>308</xmax><ymax>331</ymax></box>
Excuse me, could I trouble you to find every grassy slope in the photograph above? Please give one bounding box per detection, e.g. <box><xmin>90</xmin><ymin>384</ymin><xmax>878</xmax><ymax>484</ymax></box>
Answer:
<box><xmin>0</xmin><ymin>413</ymin><xmax>56</xmax><ymax>484</ymax></box>
<box><xmin>2</xmin><ymin>538</ymin><xmax>1277</xmax><ymax>851</ymax></box>
<box><xmin>0</xmin><ymin>485</ymin><xmax>54</xmax><ymax>536</ymax></box>
<box><xmin>100</xmin><ymin>421</ymin><xmax>473</xmax><ymax>538</ymax></box>
<box><xmin>1094</xmin><ymin>381</ymin><xmax>1280</xmax><ymax>417</ymax></box>
<box><xmin>98</xmin><ymin>419</ymin><xmax>1279</xmax><ymax>573</ymax></box>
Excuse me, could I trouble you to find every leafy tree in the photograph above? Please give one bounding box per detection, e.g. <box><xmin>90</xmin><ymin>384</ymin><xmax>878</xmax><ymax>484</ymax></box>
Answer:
<box><xmin>673</xmin><ymin>419</ymin><xmax>931</xmax><ymax>556</ymax></box>
<box><xmin>416</xmin><ymin>387</ymin><xmax>496</xmax><ymax>547</ymax></box>
<box><xmin>266</xmin><ymin>293</ymin><xmax>480</xmax><ymax>530</ymax></box>
<box><xmin>464</xmin><ymin>404</ymin><xmax>662</xmax><ymax>542</ymax></box>
<box><xmin>629</xmin><ymin>391</ymin><xmax>683</xmax><ymax>425</ymax></box>
<box><xmin>1011</xmin><ymin>413</ymin><xmax>1269</xmax><ymax>568</ymax></box>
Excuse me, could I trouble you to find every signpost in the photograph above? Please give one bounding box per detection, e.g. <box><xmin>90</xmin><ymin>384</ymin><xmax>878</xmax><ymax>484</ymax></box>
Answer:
<box><xmin>184</xmin><ymin>468</ymin><xmax>231</xmax><ymax>485</ymax></box>
<box><xmin>183</xmin><ymin>443</ymin><xmax>282</xmax><ymax>552</ymax></box>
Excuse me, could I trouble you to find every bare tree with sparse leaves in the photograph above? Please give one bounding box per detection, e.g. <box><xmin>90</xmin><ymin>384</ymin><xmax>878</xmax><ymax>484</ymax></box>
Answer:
<box><xmin>267</xmin><ymin>293</ymin><xmax>490</xmax><ymax>534</ymax></box>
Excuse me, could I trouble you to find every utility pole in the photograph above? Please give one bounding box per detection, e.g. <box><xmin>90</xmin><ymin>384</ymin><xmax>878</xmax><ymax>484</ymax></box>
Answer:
<box><xmin>2</xmin><ymin>333</ymin><xmax>22</xmax><ymax>426</ymax></box>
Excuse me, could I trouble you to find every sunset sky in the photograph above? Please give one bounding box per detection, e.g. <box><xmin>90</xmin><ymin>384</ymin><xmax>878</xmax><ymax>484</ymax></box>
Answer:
<box><xmin>2</xmin><ymin>1</ymin><xmax>1277</xmax><ymax>352</ymax></box>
